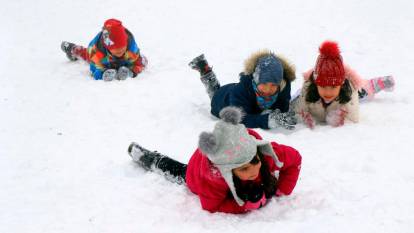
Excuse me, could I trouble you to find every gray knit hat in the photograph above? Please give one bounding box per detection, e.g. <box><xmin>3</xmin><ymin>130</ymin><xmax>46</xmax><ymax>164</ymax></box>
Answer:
<box><xmin>198</xmin><ymin>106</ymin><xmax>283</xmax><ymax>206</ymax></box>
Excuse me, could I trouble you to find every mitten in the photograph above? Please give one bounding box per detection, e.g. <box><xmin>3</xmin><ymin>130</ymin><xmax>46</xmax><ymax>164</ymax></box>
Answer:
<box><xmin>117</xmin><ymin>66</ymin><xmax>133</xmax><ymax>80</ymax></box>
<box><xmin>102</xmin><ymin>69</ymin><xmax>117</xmax><ymax>81</ymax></box>
<box><xmin>300</xmin><ymin>110</ymin><xmax>315</xmax><ymax>129</ymax></box>
<box><xmin>275</xmin><ymin>189</ymin><xmax>285</xmax><ymax>197</ymax></box>
<box><xmin>268</xmin><ymin>109</ymin><xmax>297</xmax><ymax>130</ymax></box>
<box><xmin>326</xmin><ymin>108</ymin><xmax>348</xmax><ymax>127</ymax></box>
<box><xmin>244</xmin><ymin>193</ymin><xmax>267</xmax><ymax>210</ymax></box>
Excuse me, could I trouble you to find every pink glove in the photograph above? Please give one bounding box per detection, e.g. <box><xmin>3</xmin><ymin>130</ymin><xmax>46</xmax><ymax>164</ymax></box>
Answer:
<box><xmin>275</xmin><ymin>189</ymin><xmax>285</xmax><ymax>197</ymax></box>
<box><xmin>300</xmin><ymin>110</ymin><xmax>315</xmax><ymax>129</ymax></box>
<box><xmin>244</xmin><ymin>194</ymin><xmax>267</xmax><ymax>210</ymax></box>
<box><xmin>326</xmin><ymin>108</ymin><xmax>348</xmax><ymax>127</ymax></box>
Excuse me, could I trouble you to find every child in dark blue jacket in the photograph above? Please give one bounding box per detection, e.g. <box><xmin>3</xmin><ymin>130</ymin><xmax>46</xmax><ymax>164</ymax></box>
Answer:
<box><xmin>189</xmin><ymin>50</ymin><xmax>297</xmax><ymax>129</ymax></box>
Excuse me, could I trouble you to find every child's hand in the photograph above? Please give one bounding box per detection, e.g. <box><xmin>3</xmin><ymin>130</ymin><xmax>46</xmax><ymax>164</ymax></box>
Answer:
<box><xmin>102</xmin><ymin>69</ymin><xmax>117</xmax><ymax>81</ymax></box>
<box><xmin>300</xmin><ymin>110</ymin><xmax>315</xmax><ymax>129</ymax></box>
<box><xmin>326</xmin><ymin>107</ymin><xmax>348</xmax><ymax>127</ymax></box>
<box><xmin>244</xmin><ymin>193</ymin><xmax>267</xmax><ymax>210</ymax></box>
<box><xmin>117</xmin><ymin>66</ymin><xmax>133</xmax><ymax>80</ymax></box>
<box><xmin>268</xmin><ymin>109</ymin><xmax>297</xmax><ymax>130</ymax></box>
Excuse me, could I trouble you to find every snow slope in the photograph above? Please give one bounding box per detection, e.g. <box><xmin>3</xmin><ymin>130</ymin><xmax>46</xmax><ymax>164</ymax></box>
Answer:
<box><xmin>1</xmin><ymin>0</ymin><xmax>414</xmax><ymax>232</ymax></box>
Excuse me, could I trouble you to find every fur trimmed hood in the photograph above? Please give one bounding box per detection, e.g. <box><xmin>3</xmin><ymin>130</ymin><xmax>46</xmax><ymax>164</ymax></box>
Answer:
<box><xmin>243</xmin><ymin>50</ymin><xmax>296</xmax><ymax>82</ymax></box>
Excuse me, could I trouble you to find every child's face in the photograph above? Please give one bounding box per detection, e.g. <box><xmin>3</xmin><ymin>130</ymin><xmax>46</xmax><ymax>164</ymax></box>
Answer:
<box><xmin>232</xmin><ymin>155</ymin><xmax>262</xmax><ymax>181</ymax></box>
<box><xmin>257</xmin><ymin>82</ymin><xmax>279</xmax><ymax>97</ymax></box>
<box><xmin>109</xmin><ymin>46</ymin><xmax>127</xmax><ymax>58</ymax></box>
<box><xmin>317</xmin><ymin>85</ymin><xmax>341</xmax><ymax>103</ymax></box>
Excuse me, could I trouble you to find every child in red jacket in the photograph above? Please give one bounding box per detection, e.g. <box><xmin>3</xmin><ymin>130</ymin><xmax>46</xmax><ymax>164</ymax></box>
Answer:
<box><xmin>128</xmin><ymin>107</ymin><xmax>302</xmax><ymax>214</ymax></box>
<box><xmin>61</xmin><ymin>18</ymin><xmax>146</xmax><ymax>81</ymax></box>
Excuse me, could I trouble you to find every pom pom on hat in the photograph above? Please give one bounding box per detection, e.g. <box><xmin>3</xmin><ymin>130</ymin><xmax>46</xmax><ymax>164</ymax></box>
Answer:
<box><xmin>102</xmin><ymin>18</ymin><xmax>128</xmax><ymax>50</ymax></box>
<box><xmin>198</xmin><ymin>132</ymin><xmax>219</xmax><ymax>155</ymax></box>
<box><xmin>314</xmin><ymin>40</ymin><xmax>345</xmax><ymax>87</ymax></box>
<box><xmin>219</xmin><ymin>106</ymin><xmax>243</xmax><ymax>125</ymax></box>
<box><xmin>319</xmin><ymin>41</ymin><xmax>341</xmax><ymax>58</ymax></box>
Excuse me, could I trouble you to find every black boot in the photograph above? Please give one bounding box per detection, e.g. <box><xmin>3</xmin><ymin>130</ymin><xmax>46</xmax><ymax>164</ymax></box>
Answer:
<box><xmin>61</xmin><ymin>41</ymin><xmax>78</xmax><ymax>61</ymax></box>
<box><xmin>128</xmin><ymin>142</ymin><xmax>162</xmax><ymax>170</ymax></box>
<box><xmin>128</xmin><ymin>142</ymin><xmax>187</xmax><ymax>184</ymax></box>
<box><xmin>188</xmin><ymin>54</ymin><xmax>212</xmax><ymax>75</ymax></box>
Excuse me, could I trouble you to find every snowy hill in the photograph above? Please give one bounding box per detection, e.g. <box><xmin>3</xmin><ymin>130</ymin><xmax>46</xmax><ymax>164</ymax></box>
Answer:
<box><xmin>1</xmin><ymin>0</ymin><xmax>414</xmax><ymax>232</ymax></box>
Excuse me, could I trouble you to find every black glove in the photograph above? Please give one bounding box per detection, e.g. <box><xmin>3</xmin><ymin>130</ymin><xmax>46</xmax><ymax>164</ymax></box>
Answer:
<box><xmin>268</xmin><ymin>109</ymin><xmax>297</xmax><ymax>130</ymax></box>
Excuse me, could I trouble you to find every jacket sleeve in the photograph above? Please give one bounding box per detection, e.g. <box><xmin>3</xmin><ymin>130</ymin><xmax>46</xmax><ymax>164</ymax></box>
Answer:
<box><xmin>89</xmin><ymin>51</ymin><xmax>106</xmax><ymax>80</ymax></box>
<box><xmin>229</xmin><ymin>84</ymin><xmax>270</xmax><ymax>129</ymax></box>
<box><xmin>293</xmin><ymin>81</ymin><xmax>311</xmax><ymax>114</ymax></box>
<box><xmin>344</xmin><ymin>85</ymin><xmax>360</xmax><ymax>123</ymax></box>
<box><xmin>86</xmin><ymin>33</ymin><xmax>107</xmax><ymax>80</ymax></box>
<box><xmin>276</xmin><ymin>80</ymin><xmax>292</xmax><ymax>113</ymax></box>
<box><xmin>272</xmin><ymin>142</ymin><xmax>302</xmax><ymax>195</ymax></box>
<box><xmin>125</xmin><ymin>36</ymin><xmax>145</xmax><ymax>77</ymax></box>
<box><xmin>198</xmin><ymin>181</ymin><xmax>247</xmax><ymax>214</ymax></box>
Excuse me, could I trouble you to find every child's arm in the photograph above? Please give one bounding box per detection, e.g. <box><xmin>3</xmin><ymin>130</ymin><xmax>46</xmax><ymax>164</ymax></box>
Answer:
<box><xmin>198</xmin><ymin>182</ymin><xmax>247</xmax><ymax>214</ymax></box>
<box><xmin>272</xmin><ymin>142</ymin><xmax>302</xmax><ymax>195</ymax></box>
<box><xmin>87</xmin><ymin>33</ymin><xmax>108</xmax><ymax>80</ymax></box>
<box><xmin>344</xmin><ymin>87</ymin><xmax>360</xmax><ymax>123</ymax></box>
<box><xmin>124</xmin><ymin>36</ymin><xmax>145</xmax><ymax>77</ymax></box>
<box><xmin>295</xmin><ymin>81</ymin><xmax>315</xmax><ymax>128</ymax></box>
<box><xmin>229</xmin><ymin>86</ymin><xmax>272</xmax><ymax>129</ymax></box>
<box><xmin>230</xmin><ymin>90</ymin><xmax>269</xmax><ymax>129</ymax></box>
<box><xmin>89</xmin><ymin>52</ymin><xmax>106</xmax><ymax>80</ymax></box>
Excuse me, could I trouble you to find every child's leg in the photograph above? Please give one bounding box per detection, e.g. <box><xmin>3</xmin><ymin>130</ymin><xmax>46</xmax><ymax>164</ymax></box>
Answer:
<box><xmin>128</xmin><ymin>142</ymin><xmax>187</xmax><ymax>184</ymax></box>
<box><xmin>61</xmin><ymin>41</ymin><xmax>89</xmax><ymax>62</ymax></box>
<box><xmin>359</xmin><ymin>76</ymin><xmax>395</xmax><ymax>100</ymax></box>
<box><xmin>72</xmin><ymin>46</ymin><xmax>89</xmax><ymax>62</ymax></box>
<box><xmin>189</xmin><ymin>54</ymin><xmax>221</xmax><ymax>100</ymax></box>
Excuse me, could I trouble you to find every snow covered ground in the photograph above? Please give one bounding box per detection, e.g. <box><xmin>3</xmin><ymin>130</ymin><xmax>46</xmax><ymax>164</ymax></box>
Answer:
<box><xmin>1</xmin><ymin>0</ymin><xmax>414</xmax><ymax>232</ymax></box>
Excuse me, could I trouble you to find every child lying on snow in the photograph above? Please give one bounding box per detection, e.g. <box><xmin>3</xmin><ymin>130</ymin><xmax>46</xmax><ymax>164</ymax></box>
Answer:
<box><xmin>61</xmin><ymin>18</ymin><xmax>147</xmax><ymax>81</ymax></box>
<box><xmin>128</xmin><ymin>107</ymin><xmax>302</xmax><ymax>214</ymax></box>
<box><xmin>188</xmin><ymin>51</ymin><xmax>297</xmax><ymax>130</ymax></box>
<box><xmin>292</xmin><ymin>41</ymin><xmax>395</xmax><ymax>128</ymax></box>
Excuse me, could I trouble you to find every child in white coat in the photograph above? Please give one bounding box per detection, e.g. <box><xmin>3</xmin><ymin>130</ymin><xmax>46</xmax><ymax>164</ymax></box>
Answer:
<box><xmin>292</xmin><ymin>41</ymin><xmax>395</xmax><ymax>128</ymax></box>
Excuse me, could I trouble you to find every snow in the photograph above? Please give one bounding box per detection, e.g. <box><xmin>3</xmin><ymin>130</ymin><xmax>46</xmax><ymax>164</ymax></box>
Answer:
<box><xmin>1</xmin><ymin>0</ymin><xmax>414</xmax><ymax>232</ymax></box>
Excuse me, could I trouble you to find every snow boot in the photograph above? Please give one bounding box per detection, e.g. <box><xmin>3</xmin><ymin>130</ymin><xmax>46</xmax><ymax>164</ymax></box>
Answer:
<box><xmin>188</xmin><ymin>54</ymin><xmax>212</xmax><ymax>75</ymax></box>
<box><xmin>359</xmin><ymin>75</ymin><xmax>395</xmax><ymax>100</ymax></box>
<box><xmin>369</xmin><ymin>75</ymin><xmax>395</xmax><ymax>93</ymax></box>
<box><xmin>128</xmin><ymin>142</ymin><xmax>163</xmax><ymax>170</ymax></box>
<box><xmin>61</xmin><ymin>41</ymin><xmax>78</xmax><ymax>61</ymax></box>
<box><xmin>128</xmin><ymin>142</ymin><xmax>187</xmax><ymax>184</ymax></box>
<box><xmin>189</xmin><ymin>54</ymin><xmax>220</xmax><ymax>99</ymax></box>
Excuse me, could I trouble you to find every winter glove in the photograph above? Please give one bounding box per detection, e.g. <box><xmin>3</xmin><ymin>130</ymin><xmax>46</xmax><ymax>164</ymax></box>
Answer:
<box><xmin>275</xmin><ymin>189</ymin><xmax>285</xmax><ymax>197</ymax></box>
<box><xmin>244</xmin><ymin>193</ymin><xmax>267</xmax><ymax>210</ymax></box>
<box><xmin>117</xmin><ymin>66</ymin><xmax>134</xmax><ymax>80</ymax></box>
<box><xmin>326</xmin><ymin>107</ymin><xmax>348</xmax><ymax>127</ymax></box>
<box><xmin>102</xmin><ymin>69</ymin><xmax>117</xmax><ymax>82</ymax></box>
<box><xmin>268</xmin><ymin>109</ymin><xmax>297</xmax><ymax>130</ymax></box>
<box><xmin>300</xmin><ymin>110</ymin><xmax>315</xmax><ymax>129</ymax></box>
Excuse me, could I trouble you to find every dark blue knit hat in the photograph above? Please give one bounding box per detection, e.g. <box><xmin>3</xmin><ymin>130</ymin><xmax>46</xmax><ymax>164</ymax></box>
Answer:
<box><xmin>253</xmin><ymin>55</ymin><xmax>284</xmax><ymax>85</ymax></box>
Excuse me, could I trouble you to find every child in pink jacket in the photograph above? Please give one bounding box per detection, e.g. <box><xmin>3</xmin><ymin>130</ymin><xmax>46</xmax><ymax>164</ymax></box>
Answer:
<box><xmin>292</xmin><ymin>41</ymin><xmax>395</xmax><ymax>128</ymax></box>
<box><xmin>128</xmin><ymin>107</ymin><xmax>302</xmax><ymax>214</ymax></box>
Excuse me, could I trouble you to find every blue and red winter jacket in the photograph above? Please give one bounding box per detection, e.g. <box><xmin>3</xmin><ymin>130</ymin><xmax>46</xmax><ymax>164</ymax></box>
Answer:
<box><xmin>87</xmin><ymin>29</ymin><xmax>145</xmax><ymax>80</ymax></box>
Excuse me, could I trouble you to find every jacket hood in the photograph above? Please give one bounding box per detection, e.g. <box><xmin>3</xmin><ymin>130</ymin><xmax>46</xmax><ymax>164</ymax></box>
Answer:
<box><xmin>244</xmin><ymin>50</ymin><xmax>296</xmax><ymax>82</ymax></box>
